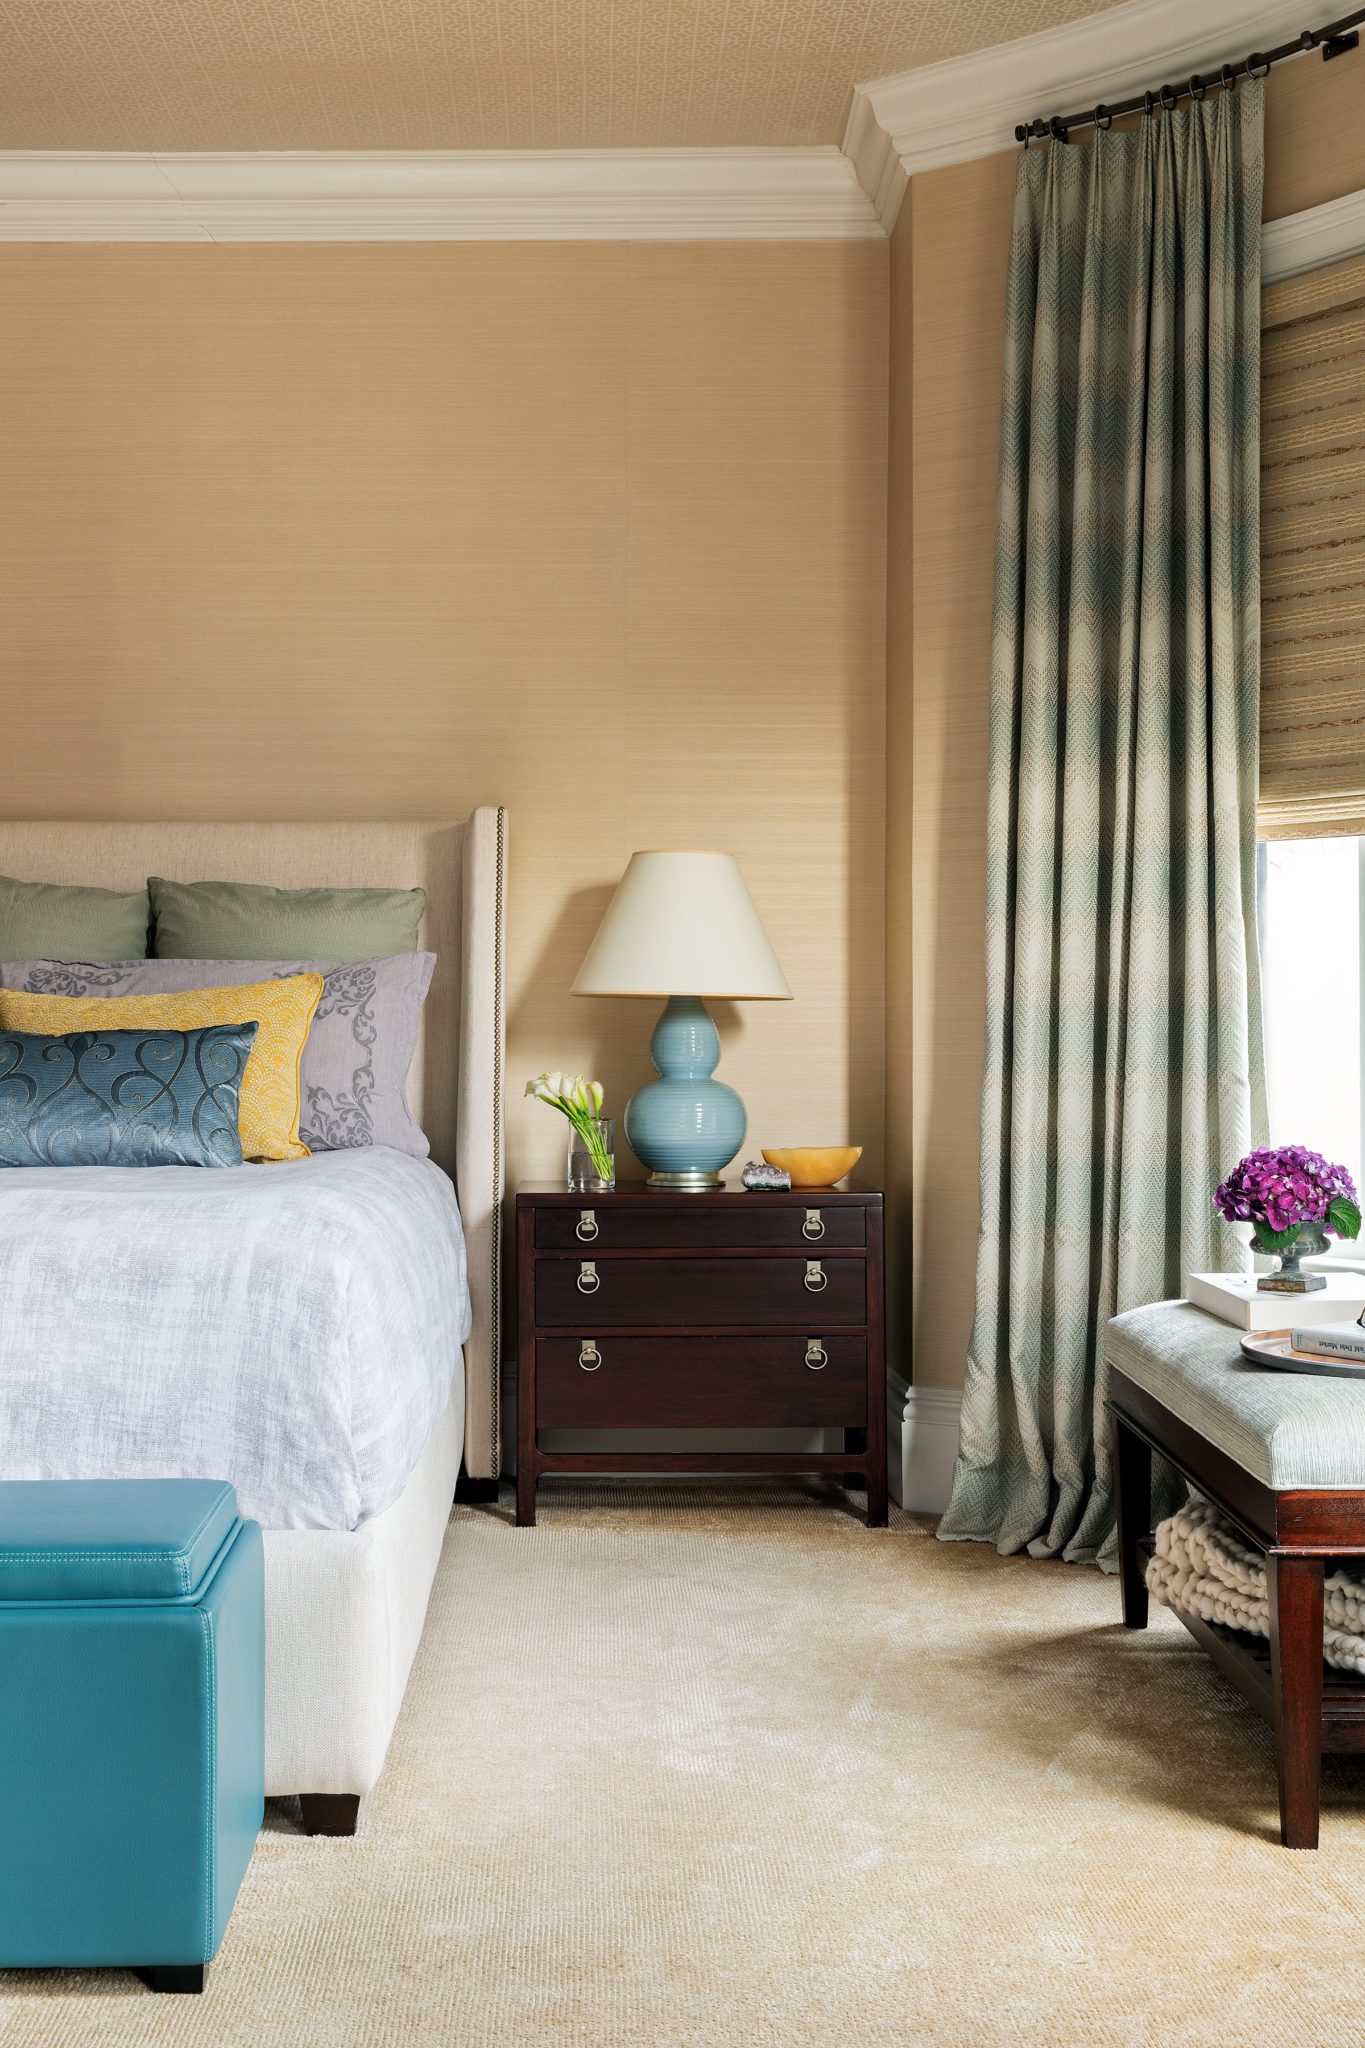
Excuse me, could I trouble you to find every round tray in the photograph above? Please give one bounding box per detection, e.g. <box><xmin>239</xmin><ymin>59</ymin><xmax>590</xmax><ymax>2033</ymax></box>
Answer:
<box><xmin>1240</xmin><ymin>1331</ymin><xmax>1365</xmax><ymax>1380</ymax></box>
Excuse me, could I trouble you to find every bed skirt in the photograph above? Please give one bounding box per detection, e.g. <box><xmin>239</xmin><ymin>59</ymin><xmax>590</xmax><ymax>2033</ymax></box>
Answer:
<box><xmin>262</xmin><ymin>1377</ymin><xmax>464</xmax><ymax>1798</ymax></box>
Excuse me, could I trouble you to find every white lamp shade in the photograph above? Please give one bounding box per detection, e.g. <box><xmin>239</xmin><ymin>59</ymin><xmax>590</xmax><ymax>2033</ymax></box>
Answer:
<box><xmin>572</xmin><ymin>851</ymin><xmax>791</xmax><ymax>1000</ymax></box>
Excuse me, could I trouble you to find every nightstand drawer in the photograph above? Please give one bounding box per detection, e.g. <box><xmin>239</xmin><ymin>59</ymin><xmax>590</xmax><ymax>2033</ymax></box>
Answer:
<box><xmin>534</xmin><ymin>1203</ymin><xmax>865</xmax><ymax>1251</ymax></box>
<box><xmin>535</xmin><ymin>1334</ymin><xmax>868</xmax><ymax>1428</ymax></box>
<box><xmin>534</xmin><ymin>1254</ymin><xmax>867</xmax><ymax>1328</ymax></box>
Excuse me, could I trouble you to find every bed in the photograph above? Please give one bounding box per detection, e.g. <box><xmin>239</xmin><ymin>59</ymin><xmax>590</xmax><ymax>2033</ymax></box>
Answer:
<box><xmin>0</xmin><ymin>812</ymin><xmax>506</xmax><ymax>1832</ymax></box>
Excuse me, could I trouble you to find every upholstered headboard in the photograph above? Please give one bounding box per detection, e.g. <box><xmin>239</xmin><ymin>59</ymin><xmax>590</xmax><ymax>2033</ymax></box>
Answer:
<box><xmin>0</xmin><ymin>809</ymin><xmax>508</xmax><ymax>1481</ymax></box>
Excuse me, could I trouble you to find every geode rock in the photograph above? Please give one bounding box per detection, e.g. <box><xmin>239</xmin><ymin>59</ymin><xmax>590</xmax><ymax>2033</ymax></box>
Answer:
<box><xmin>741</xmin><ymin>1160</ymin><xmax>791</xmax><ymax>1190</ymax></box>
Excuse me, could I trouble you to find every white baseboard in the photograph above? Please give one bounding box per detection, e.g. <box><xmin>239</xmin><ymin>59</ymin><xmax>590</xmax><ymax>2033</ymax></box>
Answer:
<box><xmin>887</xmin><ymin>1372</ymin><xmax>962</xmax><ymax>1516</ymax></box>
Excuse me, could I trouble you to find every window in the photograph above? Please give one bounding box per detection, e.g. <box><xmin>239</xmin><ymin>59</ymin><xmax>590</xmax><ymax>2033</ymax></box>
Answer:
<box><xmin>1260</xmin><ymin>252</ymin><xmax>1365</xmax><ymax>840</ymax></box>
<box><xmin>1254</xmin><ymin>248</ymin><xmax>1365</xmax><ymax>1258</ymax></box>
<box><xmin>1259</xmin><ymin>836</ymin><xmax>1365</xmax><ymax>1260</ymax></box>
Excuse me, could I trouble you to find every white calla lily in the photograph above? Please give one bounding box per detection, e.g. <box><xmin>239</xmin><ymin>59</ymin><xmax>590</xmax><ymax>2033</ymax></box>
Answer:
<box><xmin>524</xmin><ymin>1069</ymin><xmax>613</xmax><ymax>1184</ymax></box>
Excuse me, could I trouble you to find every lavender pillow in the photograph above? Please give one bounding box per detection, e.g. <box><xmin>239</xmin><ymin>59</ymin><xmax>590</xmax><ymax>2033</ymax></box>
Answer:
<box><xmin>0</xmin><ymin>954</ymin><xmax>435</xmax><ymax>1160</ymax></box>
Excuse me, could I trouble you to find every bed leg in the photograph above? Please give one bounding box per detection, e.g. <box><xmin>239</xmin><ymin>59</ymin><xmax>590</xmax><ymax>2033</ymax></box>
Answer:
<box><xmin>298</xmin><ymin>1793</ymin><xmax>361</xmax><ymax>1837</ymax></box>
<box><xmin>454</xmin><ymin>1469</ymin><xmax>500</xmax><ymax>1504</ymax></box>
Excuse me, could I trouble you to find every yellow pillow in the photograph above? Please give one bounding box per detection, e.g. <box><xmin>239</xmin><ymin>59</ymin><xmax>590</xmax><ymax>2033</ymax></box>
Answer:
<box><xmin>0</xmin><ymin>976</ymin><xmax>324</xmax><ymax>1163</ymax></box>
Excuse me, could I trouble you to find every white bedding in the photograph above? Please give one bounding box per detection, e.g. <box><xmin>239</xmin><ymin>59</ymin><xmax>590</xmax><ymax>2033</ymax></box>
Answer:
<box><xmin>0</xmin><ymin>1147</ymin><xmax>470</xmax><ymax>1532</ymax></box>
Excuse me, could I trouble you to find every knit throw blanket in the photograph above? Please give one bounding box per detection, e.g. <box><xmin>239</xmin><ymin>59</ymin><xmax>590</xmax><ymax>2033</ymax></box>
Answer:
<box><xmin>1147</xmin><ymin>1498</ymin><xmax>1365</xmax><ymax>1675</ymax></box>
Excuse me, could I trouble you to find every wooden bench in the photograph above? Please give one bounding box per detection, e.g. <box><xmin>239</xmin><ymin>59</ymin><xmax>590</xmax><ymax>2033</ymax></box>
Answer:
<box><xmin>1107</xmin><ymin>1300</ymin><xmax>1365</xmax><ymax>1849</ymax></box>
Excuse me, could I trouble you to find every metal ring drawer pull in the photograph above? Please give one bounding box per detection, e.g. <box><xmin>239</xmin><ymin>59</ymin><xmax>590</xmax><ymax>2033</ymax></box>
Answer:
<box><xmin>805</xmin><ymin>1339</ymin><xmax>828</xmax><ymax>1371</ymax></box>
<box><xmin>579</xmin><ymin>1341</ymin><xmax>601</xmax><ymax>1371</ymax></box>
<box><xmin>576</xmin><ymin>1209</ymin><xmax>599</xmax><ymax>1241</ymax></box>
<box><xmin>577</xmin><ymin>1261</ymin><xmax>600</xmax><ymax>1293</ymax></box>
<box><xmin>804</xmin><ymin>1260</ymin><xmax>828</xmax><ymax>1292</ymax></box>
<box><xmin>802</xmin><ymin>1209</ymin><xmax>825</xmax><ymax>1240</ymax></box>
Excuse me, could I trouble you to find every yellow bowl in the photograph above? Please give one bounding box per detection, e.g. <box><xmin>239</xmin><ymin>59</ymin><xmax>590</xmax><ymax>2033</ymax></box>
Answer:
<box><xmin>761</xmin><ymin>1146</ymin><xmax>863</xmax><ymax>1189</ymax></box>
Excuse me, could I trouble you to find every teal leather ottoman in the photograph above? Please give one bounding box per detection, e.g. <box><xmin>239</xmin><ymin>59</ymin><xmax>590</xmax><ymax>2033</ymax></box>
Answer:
<box><xmin>0</xmin><ymin>1478</ymin><xmax>264</xmax><ymax>1993</ymax></box>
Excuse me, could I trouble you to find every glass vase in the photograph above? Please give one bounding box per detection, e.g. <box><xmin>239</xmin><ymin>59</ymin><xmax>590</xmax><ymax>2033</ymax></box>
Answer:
<box><xmin>567</xmin><ymin>1117</ymin><xmax>615</xmax><ymax>1193</ymax></box>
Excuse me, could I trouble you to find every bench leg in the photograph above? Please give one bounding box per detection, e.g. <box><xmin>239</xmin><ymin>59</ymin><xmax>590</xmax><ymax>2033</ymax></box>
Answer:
<box><xmin>1111</xmin><ymin>1410</ymin><xmax>1151</xmax><ymax>1629</ymax></box>
<box><xmin>1268</xmin><ymin>1550</ymin><xmax>1324</xmax><ymax>1850</ymax></box>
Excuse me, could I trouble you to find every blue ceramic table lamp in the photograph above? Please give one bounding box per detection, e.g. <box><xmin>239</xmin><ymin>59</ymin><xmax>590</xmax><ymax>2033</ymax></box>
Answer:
<box><xmin>572</xmin><ymin>851</ymin><xmax>791</xmax><ymax>1189</ymax></box>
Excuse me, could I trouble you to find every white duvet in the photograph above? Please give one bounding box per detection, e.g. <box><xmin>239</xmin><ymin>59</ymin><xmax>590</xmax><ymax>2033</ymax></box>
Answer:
<box><xmin>0</xmin><ymin>1147</ymin><xmax>470</xmax><ymax>1532</ymax></box>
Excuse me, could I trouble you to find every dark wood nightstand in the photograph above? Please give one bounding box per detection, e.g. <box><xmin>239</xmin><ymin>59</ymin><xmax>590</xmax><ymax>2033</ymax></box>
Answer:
<box><xmin>515</xmin><ymin>1180</ymin><xmax>886</xmax><ymax>1527</ymax></box>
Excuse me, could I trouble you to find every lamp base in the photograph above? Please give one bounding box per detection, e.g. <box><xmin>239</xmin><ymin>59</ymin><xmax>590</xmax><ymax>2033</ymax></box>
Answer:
<box><xmin>624</xmin><ymin>996</ymin><xmax>746</xmax><ymax>1187</ymax></box>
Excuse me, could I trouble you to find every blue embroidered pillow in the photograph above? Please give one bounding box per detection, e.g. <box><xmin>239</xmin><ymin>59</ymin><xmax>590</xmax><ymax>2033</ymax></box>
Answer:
<box><xmin>0</xmin><ymin>1023</ymin><xmax>258</xmax><ymax>1169</ymax></box>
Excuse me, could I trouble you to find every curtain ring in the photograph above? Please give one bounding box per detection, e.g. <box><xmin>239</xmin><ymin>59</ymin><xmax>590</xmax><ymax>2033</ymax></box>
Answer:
<box><xmin>1247</xmin><ymin>51</ymin><xmax>1271</xmax><ymax>79</ymax></box>
<box><xmin>1188</xmin><ymin>74</ymin><xmax>1205</xmax><ymax>102</ymax></box>
<box><xmin>1220</xmin><ymin>63</ymin><xmax>1238</xmax><ymax>91</ymax></box>
<box><xmin>1093</xmin><ymin>103</ymin><xmax>1113</xmax><ymax>131</ymax></box>
<box><xmin>1143</xmin><ymin>89</ymin><xmax>1156</xmax><ymax>117</ymax></box>
<box><xmin>1048</xmin><ymin>115</ymin><xmax>1069</xmax><ymax>143</ymax></box>
<box><xmin>1159</xmin><ymin>82</ymin><xmax>1178</xmax><ymax>112</ymax></box>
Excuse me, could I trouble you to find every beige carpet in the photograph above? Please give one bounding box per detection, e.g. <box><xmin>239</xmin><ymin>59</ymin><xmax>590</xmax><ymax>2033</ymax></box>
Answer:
<box><xmin>6</xmin><ymin>1481</ymin><xmax>1365</xmax><ymax>2047</ymax></box>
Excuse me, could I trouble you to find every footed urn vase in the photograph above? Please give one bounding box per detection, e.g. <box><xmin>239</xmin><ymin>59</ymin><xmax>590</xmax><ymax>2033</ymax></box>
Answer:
<box><xmin>1257</xmin><ymin>1217</ymin><xmax>1331</xmax><ymax>1292</ymax></box>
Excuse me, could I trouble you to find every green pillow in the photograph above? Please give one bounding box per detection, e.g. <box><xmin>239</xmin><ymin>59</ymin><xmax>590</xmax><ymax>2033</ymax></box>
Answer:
<box><xmin>149</xmin><ymin>875</ymin><xmax>426</xmax><ymax>962</ymax></box>
<box><xmin>0</xmin><ymin>874</ymin><xmax>150</xmax><ymax>961</ymax></box>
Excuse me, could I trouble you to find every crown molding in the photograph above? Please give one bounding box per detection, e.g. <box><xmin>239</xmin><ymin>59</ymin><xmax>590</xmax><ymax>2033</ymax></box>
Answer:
<box><xmin>1264</xmin><ymin>185</ymin><xmax>1365</xmax><ymax>282</ymax></box>
<box><xmin>0</xmin><ymin>146</ymin><xmax>882</xmax><ymax>243</ymax></box>
<box><xmin>842</xmin><ymin>93</ymin><xmax>908</xmax><ymax>238</ymax></box>
<box><xmin>845</xmin><ymin>0</ymin><xmax>1319</xmax><ymax>229</ymax></box>
<box><xmin>1</xmin><ymin>7</ymin><xmax>1346</xmax><ymax>251</ymax></box>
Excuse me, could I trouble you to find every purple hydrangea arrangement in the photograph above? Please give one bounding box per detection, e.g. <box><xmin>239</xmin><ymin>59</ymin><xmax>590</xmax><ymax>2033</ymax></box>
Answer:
<box><xmin>1214</xmin><ymin>1145</ymin><xmax>1362</xmax><ymax>1252</ymax></box>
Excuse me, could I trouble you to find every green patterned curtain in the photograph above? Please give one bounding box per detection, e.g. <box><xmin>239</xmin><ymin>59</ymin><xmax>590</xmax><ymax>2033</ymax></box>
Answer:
<box><xmin>939</xmin><ymin>83</ymin><xmax>1268</xmax><ymax>1568</ymax></box>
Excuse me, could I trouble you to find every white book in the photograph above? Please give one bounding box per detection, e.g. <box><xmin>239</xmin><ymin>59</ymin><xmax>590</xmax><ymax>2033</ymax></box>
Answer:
<box><xmin>1289</xmin><ymin>1320</ymin><xmax>1365</xmax><ymax>1361</ymax></box>
<box><xmin>1186</xmin><ymin>1270</ymin><xmax>1365</xmax><ymax>1332</ymax></box>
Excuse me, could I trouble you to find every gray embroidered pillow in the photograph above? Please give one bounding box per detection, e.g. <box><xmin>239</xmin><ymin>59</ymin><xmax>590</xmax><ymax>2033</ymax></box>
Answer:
<box><xmin>0</xmin><ymin>955</ymin><xmax>435</xmax><ymax>1160</ymax></box>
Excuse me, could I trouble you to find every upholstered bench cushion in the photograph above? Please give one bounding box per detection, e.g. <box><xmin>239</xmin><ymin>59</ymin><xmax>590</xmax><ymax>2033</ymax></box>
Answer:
<box><xmin>1107</xmin><ymin>1300</ymin><xmax>1365</xmax><ymax>1491</ymax></box>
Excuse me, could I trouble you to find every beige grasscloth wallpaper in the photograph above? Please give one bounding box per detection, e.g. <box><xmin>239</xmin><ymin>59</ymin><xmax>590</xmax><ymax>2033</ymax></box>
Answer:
<box><xmin>890</xmin><ymin>52</ymin><xmax>1365</xmax><ymax>1389</ymax></box>
<box><xmin>2</xmin><ymin>42</ymin><xmax>1361</xmax><ymax>1390</ymax></box>
<box><xmin>0</xmin><ymin>241</ymin><xmax>888</xmax><ymax>1195</ymax></box>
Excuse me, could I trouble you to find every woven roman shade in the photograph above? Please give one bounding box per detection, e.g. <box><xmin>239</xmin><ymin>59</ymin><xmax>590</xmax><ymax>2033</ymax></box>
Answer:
<box><xmin>1259</xmin><ymin>251</ymin><xmax>1365</xmax><ymax>838</ymax></box>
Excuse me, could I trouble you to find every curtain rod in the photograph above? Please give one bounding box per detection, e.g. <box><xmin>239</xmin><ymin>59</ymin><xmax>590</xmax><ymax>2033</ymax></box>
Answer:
<box><xmin>1015</xmin><ymin>5</ymin><xmax>1365</xmax><ymax>143</ymax></box>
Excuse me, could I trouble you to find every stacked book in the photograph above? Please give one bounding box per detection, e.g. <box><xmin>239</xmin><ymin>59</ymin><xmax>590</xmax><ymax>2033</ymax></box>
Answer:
<box><xmin>1187</xmin><ymin>1271</ymin><xmax>1365</xmax><ymax>1331</ymax></box>
<box><xmin>1285</xmin><ymin>1320</ymin><xmax>1365</xmax><ymax>1366</ymax></box>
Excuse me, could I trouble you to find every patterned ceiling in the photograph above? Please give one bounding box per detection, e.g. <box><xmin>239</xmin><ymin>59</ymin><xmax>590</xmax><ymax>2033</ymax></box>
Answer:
<box><xmin>0</xmin><ymin>0</ymin><xmax>1129</xmax><ymax>153</ymax></box>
